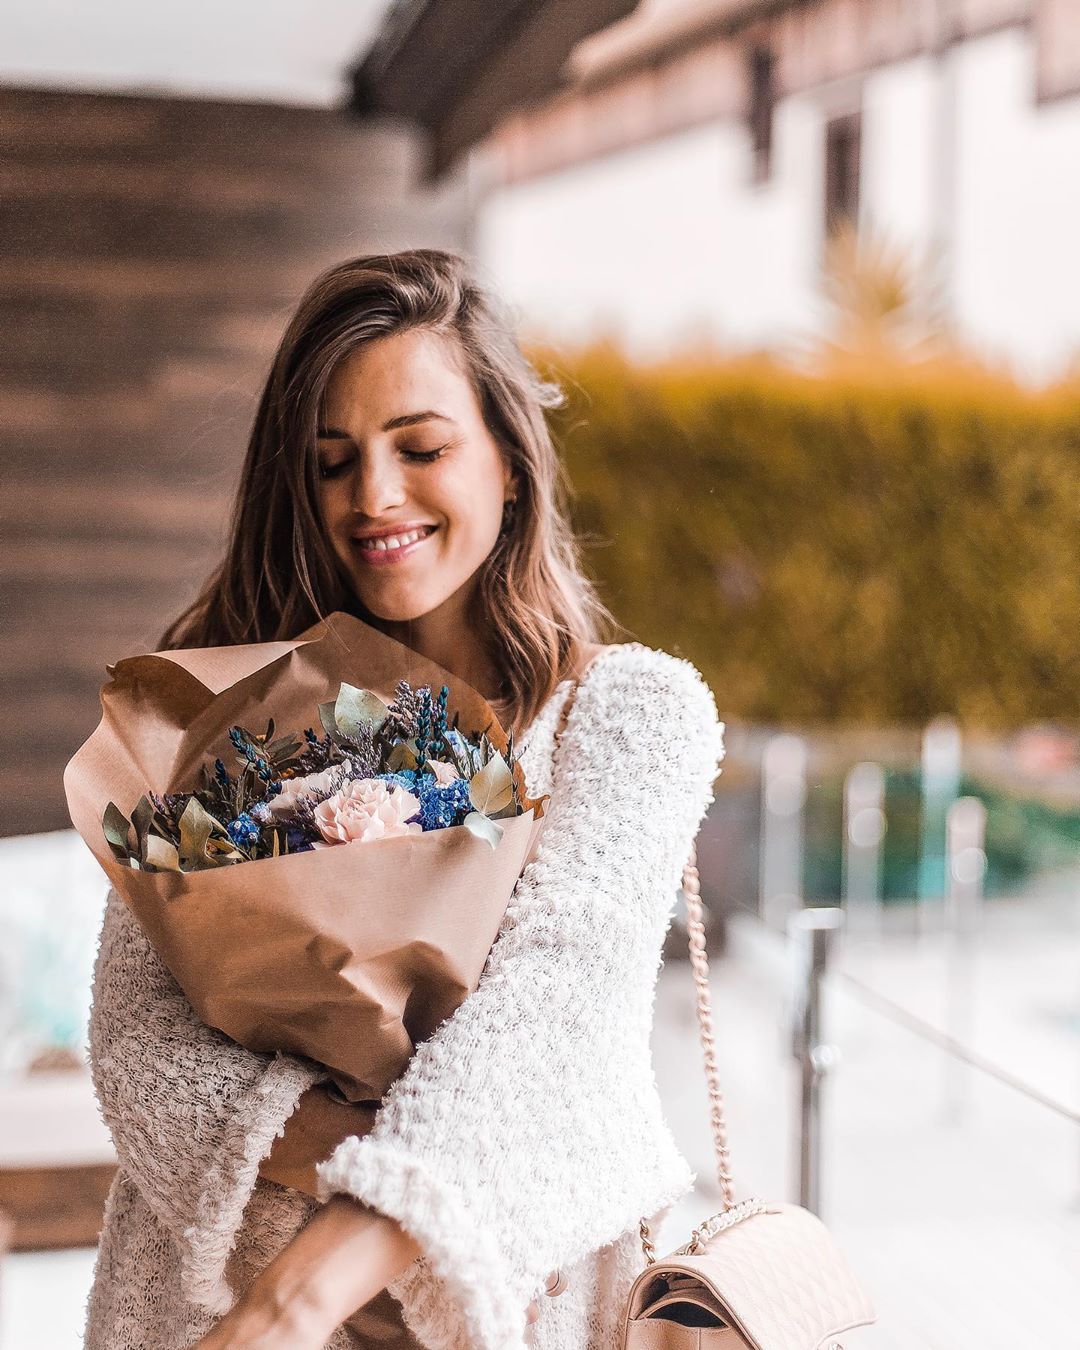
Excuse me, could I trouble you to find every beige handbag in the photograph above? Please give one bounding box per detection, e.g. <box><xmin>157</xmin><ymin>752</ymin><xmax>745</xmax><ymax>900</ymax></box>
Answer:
<box><xmin>619</xmin><ymin>847</ymin><xmax>878</xmax><ymax>1349</ymax></box>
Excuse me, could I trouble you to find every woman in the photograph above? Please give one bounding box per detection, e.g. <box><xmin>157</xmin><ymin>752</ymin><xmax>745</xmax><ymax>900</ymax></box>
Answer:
<box><xmin>83</xmin><ymin>248</ymin><xmax>725</xmax><ymax>1350</ymax></box>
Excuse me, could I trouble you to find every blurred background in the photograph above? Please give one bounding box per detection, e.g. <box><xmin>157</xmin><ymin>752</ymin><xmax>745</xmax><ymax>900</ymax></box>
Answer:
<box><xmin>1</xmin><ymin>1</ymin><xmax>1078</xmax><ymax>1346</ymax></box>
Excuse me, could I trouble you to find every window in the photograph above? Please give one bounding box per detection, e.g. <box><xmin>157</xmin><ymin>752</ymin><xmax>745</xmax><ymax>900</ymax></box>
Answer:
<box><xmin>823</xmin><ymin>109</ymin><xmax>861</xmax><ymax>237</ymax></box>
<box><xmin>747</xmin><ymin>44</ymin><xmax>776</xmax><ymax>184</ymax></box>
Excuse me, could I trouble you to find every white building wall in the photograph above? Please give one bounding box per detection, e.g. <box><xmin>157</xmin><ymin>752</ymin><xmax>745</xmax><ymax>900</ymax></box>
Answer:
<box><xmin>475</xmin><ymin>111</ymin><xmax>820</xmax><ymax>362</ymax></box>
<box><xmin>950</xmin><ymin>27</ymin><xmax>1080</xmax><ymax>381</ymax></box>
<box><xmin>859</xmin><ymin>55</ymin><xmax>939</xmax><ymax>263</ymax></box>
<box><xmin>477</xmin><ymin>25</ymin><xmax>1080</xmax><ymax>385</ymax></box>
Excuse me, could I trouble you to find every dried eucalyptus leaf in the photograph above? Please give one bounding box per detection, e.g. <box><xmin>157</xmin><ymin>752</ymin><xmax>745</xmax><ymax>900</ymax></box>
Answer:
<box><xmin>178</xmin><ymin>798</ymin><xmax>219</xmax><ymax>870</ymax></box>
<box><xmin>336</xmin><ymin>684</ymin><xmax>389</xmax><ymax>737</ymax></box>
<box><xmin>102</xmin><ymin>802</ymin><xmax>132</xmax><ymax>863</ymax></box>
<box><xmin>144</xmin><ymin>835</ymin><xmax>182</xmax><ymax>872</ymax></box>
<box><xmin>386</xmin><ymin>740</ymin><xmax>418</xmax><ymax>772</ymax></box>
<box><xmin>468</xmin><ymin>753</ymin><xmax>513</xmax><ymax>815</ymax></box>
<box><xmin>463</xmin><ymin>810</ymin><xmax>504</xmax><ymax>850</ymax></box>
<box><xmin>204</xmin><ymin>836</ymin><xmax>245</xmax><ymax>865</ymax></box>
<box><xmin>318</xmin><ymin>700</ymin><xmax>339</xmax><ymax>739</ymax></box>
<box><xmin>489</xmin><ymin>798</ymin><xmax>520</xmax><ymax>821</ymax></box>
<box><xmin>131</xmin><ymin>794</ymin><xmax>154</xmax><ymax>836</ymax></box>
<box><xmin>131</xmin><ymin>795</ymin><xmax>156</xmax><ymax>866</ymax></box>
<box><xmin>267</xmin><ymin>735</ymin><xmax>303</xmax><ymax>759</ymax></box>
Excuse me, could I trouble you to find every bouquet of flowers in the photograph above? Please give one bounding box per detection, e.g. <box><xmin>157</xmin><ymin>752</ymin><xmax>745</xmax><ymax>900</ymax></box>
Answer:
<box><xmin>64</xmin><ymin>611</ymin><xmax>549</xmax><ymax>1109</ymax></box>
<box><xmin>101</xmin><ymin>675</ymin><xmax>530</xmax><ymax>874</ymax></box>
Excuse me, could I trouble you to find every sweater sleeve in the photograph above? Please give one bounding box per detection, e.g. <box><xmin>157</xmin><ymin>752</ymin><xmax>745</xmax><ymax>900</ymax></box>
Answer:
<box><xmin>87</xmin><ymin>885</ymin><xmax>323</xmax><ymax>1316</ymax></box>
<box><xmin>314</xmin><ymin>643</ymin><xmax>726</xmax><ymax>1350</ymax></box>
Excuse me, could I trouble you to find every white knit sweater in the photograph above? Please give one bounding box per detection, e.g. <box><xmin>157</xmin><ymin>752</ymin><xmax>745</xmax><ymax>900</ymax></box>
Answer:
<box><xmin>82</xmin><ymin>641</ymin><xmax>725</xmax><ymax>1350</ymax></box>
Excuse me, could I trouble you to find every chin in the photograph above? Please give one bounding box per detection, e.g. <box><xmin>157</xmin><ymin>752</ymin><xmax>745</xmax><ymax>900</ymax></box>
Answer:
<box><xmin>352</xmin><ymin>586</ymin><xmax>448</xmax><ymax>625</ymax></box>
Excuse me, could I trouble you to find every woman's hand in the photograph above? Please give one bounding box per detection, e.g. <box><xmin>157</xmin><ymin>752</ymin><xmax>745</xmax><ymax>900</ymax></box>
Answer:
<box><xmin>189</xmin><ymin>1278</ymin><xmax>543</xmax><ymax>1348</ymax></box>
<box><xmin>187</xmin><ymin>1280</ymin><xmax>329</xmax><ymax>1350</ymax></box>
<box><xmin>189</xmin><ymin>1194</ymin><xmax>421</xmax><ymax>1350</ymax></box>
<box><xmin>187</xmin><ymin>1192</ymin><xmax>543</xmax><ymax>1350</ymax></box>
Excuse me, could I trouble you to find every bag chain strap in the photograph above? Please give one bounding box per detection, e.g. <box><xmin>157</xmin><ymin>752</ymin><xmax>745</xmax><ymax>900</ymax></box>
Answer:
<box><xmin>550</xmin><ymin>656</ymin><xmax>738</xmax><ymax>1266</ymax></box>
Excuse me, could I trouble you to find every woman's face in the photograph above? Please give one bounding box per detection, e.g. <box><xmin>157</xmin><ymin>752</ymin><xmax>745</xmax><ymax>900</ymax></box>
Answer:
<box><xmin>315</xmin><ymin>329</ymin><xmax>515</xmax><ymax>625</ymax></box>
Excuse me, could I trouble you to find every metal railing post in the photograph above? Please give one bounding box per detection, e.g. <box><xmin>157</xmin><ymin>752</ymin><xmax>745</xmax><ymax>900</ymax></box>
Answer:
<box><xmin>761</xmin><ymin>734</ymin><xmax>807</xmax><ymax>932</ymax></box>
<box><xmin>843</xmin><ymin>760</ymin><xmax>886</xmax><ymax>938</ymax></box>
<box><xmin>788</xmin><ymin>905</ymin><xmax>844</xmax><ymax>1216</ymax></box>
<box><xmin>918</xmin><ymin>716</ymin><xmax>962</xmax><ymax>932</ymax></box>
<box><xmin>942</xmin><ymin>795</ymin><xmax>987</xmax><ymax>1118</ymax></box>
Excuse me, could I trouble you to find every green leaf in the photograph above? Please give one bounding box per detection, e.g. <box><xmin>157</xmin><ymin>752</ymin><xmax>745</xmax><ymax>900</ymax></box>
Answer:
<box><xmin>463</xmin><ymin>810</ymin><xmax>504</xmax><ymax>849</ymax></box>
<box><xmin>102</xmin><ymin>802</ymin><xmax>132</xmax><ymax>863</ymax></box>
<box><xmin>335</xmin><ymin>683</ymin><xmax>390</xmax><ymax>737</ymax></box>
<box><xmin>468</xmin><ymin>752</ymin><xmax>514</xmax><ymax>815</ymax></box>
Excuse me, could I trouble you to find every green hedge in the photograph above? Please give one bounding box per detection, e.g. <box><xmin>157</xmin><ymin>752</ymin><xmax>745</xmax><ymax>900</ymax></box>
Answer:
<box><xmin>802</xmin><ymin>770</ymin><xmax>1080</xmax><ymax>901</ymax></box>
<box><xmin>534</xmin><ymin>342</ymin><xmax>1080</xmax><ymax>729</ymax></box>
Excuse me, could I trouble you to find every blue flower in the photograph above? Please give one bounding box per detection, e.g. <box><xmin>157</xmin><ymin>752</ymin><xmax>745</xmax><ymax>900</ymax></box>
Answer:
<box><xmin>227</xmin><ymin>812</ymin><xmax>260</xmax><ymax>849</ymax></box>
<box><xmin>376</xmin><ymin>769</ymin><xmax>434</xmax><ymax>794</ymax></box>
<box><xmin>411</xmin><ymin>777</ymin><xmax>473</xmax><ymax>831</ymax></box>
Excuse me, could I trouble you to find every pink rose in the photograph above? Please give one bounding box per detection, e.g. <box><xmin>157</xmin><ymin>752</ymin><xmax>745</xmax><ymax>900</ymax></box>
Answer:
<box><xmin>263</xmin><ymin>762</ymin><xmax>356</xmax><ymax>822</ymax></box>
<box><xmin>312</xmin><ymin>778</ymin><xmax>422</xmax><ymax>847</ymax></box>
<box><xmin>425</xmin><ymin>758</ymin><xmax>461</xmax><ymax>786</ymax></box>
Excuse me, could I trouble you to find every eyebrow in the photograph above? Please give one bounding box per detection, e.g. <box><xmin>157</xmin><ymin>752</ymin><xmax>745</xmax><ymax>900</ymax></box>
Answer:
<box><xmin>316</xmin><ymin>410</ymin><xmax>455</xmax><ymax>438</ymax></box>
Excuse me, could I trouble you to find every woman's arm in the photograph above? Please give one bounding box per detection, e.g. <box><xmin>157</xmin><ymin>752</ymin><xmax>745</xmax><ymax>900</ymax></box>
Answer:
<box><xmin>189</xmin><ymin>1196</ymin><xmax>421</xmax><ymax>1349</ymax></box>
<box><xmin>88</xmin><ymin>886</ymin><xmax>323</xmax><ymax>1315</ymax></box>
<box><xmin>309</xmin><ymin>644</ymin><xmax>726</xmax><ymax>1350</ymax></box>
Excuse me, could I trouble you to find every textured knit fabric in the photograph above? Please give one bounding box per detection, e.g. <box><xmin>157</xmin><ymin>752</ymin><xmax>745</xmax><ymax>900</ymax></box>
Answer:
<box><xmin>81</xmin><ymin>640</ymin><xmax>725</xmax><ymax>1350</ymax></box>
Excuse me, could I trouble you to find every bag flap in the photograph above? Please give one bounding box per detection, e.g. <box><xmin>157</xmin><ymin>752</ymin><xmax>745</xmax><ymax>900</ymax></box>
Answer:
<box><xmin>640</xmin><ymin>1286</ymin><xmax>732</xmax><ymax>1325</ymax></box>
<box><xmin>625</xmin><ymin>1203</ymin><xmax>876</xmax><ymax>1350</ymax></box>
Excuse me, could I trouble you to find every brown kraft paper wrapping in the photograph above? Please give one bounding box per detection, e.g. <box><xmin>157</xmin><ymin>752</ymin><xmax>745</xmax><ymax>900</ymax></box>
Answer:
<box><xmin>64</xmin><ymin>610</ymin><xmax>549</xmax><ymax>1334</ymax></box>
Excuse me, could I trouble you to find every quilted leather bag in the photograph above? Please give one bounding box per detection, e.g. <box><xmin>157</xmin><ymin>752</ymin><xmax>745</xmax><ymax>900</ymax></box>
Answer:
<box><xmin>619</xmin><ymin>847</ymin><xmax>878</xmax><ymax>1349</ymax></box>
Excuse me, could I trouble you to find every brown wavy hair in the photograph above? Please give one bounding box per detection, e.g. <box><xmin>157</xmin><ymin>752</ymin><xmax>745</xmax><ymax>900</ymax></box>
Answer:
<box><xmin>155</xmin><ymin>248</ymin><xmax>625</xmax><ymax>732</ymax></box>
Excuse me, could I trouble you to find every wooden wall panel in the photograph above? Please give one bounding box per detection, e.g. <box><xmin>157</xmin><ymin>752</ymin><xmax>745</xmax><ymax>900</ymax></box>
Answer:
<box><xmin>0</xmin><ymin>87</ymin><xmax>472</xmax><ymax>838</ymax></box>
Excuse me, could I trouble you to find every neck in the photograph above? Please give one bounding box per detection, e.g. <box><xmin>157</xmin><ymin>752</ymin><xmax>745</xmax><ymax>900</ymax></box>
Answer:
<box><xmin>366</xmin><ymin>593</ymin><xmax>506</xmax><ymax>709</ymax></box>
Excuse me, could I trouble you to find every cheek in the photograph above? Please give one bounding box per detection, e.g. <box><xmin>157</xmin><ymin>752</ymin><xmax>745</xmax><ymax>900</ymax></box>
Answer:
<box><xmin>318</xmin><ymin>486</ymin><xmax>355</xmax><ymax>550</ymax></box>
<box><xmin>316</xmin><ymin>488</ymin><xmax>338</xmax><ymax>526</ymax></box>
<box><xmin>427</xmin><ymin>464</ymin><xmax>504</xmax><ymax>540</ymax></box>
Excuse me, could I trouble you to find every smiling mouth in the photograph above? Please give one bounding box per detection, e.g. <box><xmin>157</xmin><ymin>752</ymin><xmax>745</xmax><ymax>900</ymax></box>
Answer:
<box><xmin>352</xmin><ymin>523</ymin><xmax>438</xmax><ymax>564</ymax></box>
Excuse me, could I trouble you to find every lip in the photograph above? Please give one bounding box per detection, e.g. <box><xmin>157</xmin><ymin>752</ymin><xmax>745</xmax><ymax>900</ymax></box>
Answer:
<box><xmin>352</xmin><ymin>521</ymin><xmax>437</xmax><ymax>541</ymax></box>
<box><xmin>351</xmin><ymin>523</ymin><xmax>438</xmax><ymax>567</ymax></box>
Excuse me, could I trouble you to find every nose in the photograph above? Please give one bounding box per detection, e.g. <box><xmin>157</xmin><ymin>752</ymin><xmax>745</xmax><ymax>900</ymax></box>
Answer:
<box><xmin>351</xmin><ymin>447</ymin><xmax>407</xmax><ymax>518</ymax></box>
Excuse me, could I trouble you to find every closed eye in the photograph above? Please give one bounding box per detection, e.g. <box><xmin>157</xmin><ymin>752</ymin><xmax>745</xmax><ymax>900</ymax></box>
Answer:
<box><xmin>403</xmin><ymin>446</ymin><xmax>448</xmax><ymax>463</ymax></box>
<box><xmin>317</xmin><ymin>445</ymin><xmax>448</xmax><ymax>480</ymax></box>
